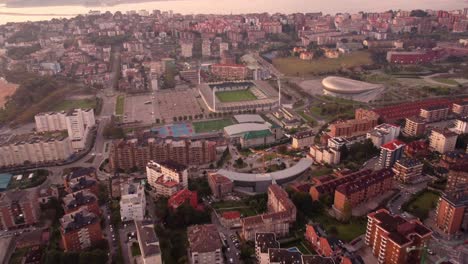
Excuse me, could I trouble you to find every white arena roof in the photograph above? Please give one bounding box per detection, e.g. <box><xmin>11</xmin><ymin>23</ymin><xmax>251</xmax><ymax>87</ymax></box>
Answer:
<box><xmin>224</xmin><ymin>123</ymin><xmax>271</xmax><ymax>137</ymax></box>
<box><xmin>322</xmin><ymin>76</ymin><xmax>382</xmax><ymax>95</ymax></box>
<box><xmin>217</xmin><ymin>158</ymin><xmax>313</xmax><ymax>183</ymax></box>
<box><xmin>233</xmin><ymin>114</ymin><xmax>265</xmax><ymax>124</ymax></box>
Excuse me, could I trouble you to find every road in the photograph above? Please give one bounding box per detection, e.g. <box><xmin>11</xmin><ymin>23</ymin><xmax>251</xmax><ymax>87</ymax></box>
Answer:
<box><xmin>211</xmin><ymin>212</ymin><xmax>241</xmax><ymax>264</ymax></box>
<box><xmin>386</xmin><ymin>180</ymin><xmax>429</xmax><ymax>215</ymax></box>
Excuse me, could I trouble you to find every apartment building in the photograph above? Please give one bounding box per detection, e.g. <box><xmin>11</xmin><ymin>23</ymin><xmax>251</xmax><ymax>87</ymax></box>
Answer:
<box><xmin>309</xmin><ymin>145</ymin><xmax>341</xmax><ymax>165</ymax></box>
<box><xmin>329</xmin><ymin>109</ymin><xmax>379</xmax><ymax>138</ymax></box>
<box><xmin>392</xmin><ymin>158</ymin><xmax>424</xmax><ymax>184</ymax></box>
<box><xmin>255</xmin><ymin>233</ymin><xmax>279</xmax><ymax>264</ymax></box>
<box><xmin>310</xmin><ymin>169</ymin><xmax>373</xmax><ymax>201</ymax></box>
<box><xmin>291</xmin><ymin>130</ymin><xmax>315</xmax><ymax>149</ymax></box>
<box><xmin>365</xmin><ymin>209</ymin><xmax>432</xmax><ymax>264</ymax></box>
<box><xmin>180</xmin><ymin>42</ymin><xmax>193</xmax><ymax>58</ymax></box>
<box><xmin>60</xmin><ymin>208</ymin><xmax>103</xmax><ymax>252</ymax></box>
<box><xmin>334</xmin><ymin>169</ymin><xmax>394</xmax><ymax>215</ymax></box>
<box><xmin>435</xmin><ymin>185</ymin><xmax>468</xmax><ymax>235</ymax></box>
<box><xmin>202</xmin><ymin>39</ymin><xmax>211</xmax><ymax>57</ymax></box>
<box><xmin>429</xmin><ymin>128</ymin><xmax>458</xmax><ymax>154</ymax></box>
<box><xmin>210</xmin><ymin>64</ymin><xmax>248</xmax><ymax>80</ymax></box>
<box><xmin>187</xmin><ymin>224</ymin><xmax>223</xmax><ymax>264</ymax></box>
<box><xmin>403</xmin><ymin>116</ymin><xmax>426</xmax><ymax>137</ymax></box>
<box><xmin>109</xmin><ymin>136</ymin><xmax>217</xmax><ymax>171</ymax></box>
<box><xmin>35</xmin><ymin>108</ymin><xmax>95</xmax><ymax>151</ymax></box>
<box><xmin>452</xmin><ymin>101</ymin><xmax>468</xmax><ymax>116</ymax></box>
<box><xmin>454</xmin><ymin>117</ymin><xmax>468</xmax><ymax>134</ymax></box>
<box><xmin>135</xmin><ymin>220</ymin><xmax>162</xmax><ymax>264</ymax></box>
<box><xmin>62</xmin><ymin>190</ymin><xmax>100</xmax><ymax>216</ymax></box>
<box><xmin>378</xmin><ymin>140</ymin><xmax>405</xmax><ymax>169</ymax></box>
<box><xmin>208</xmin><ymin>173</ymin><xmax>233</xmax><ymax>199</ymax></box>
<box><xmin>120</xmin><ymin>181</ymin><xmax>146</xmax><ymax>222</ymax></box>
<box><xmin>0</xmin><ymin>190</ymin><xmax>40</xmax><ymax>230</ymax></box>
<box><xmin>367</xmin><ymin>124</ymin><xmax>401</xmax><ymax>148</ymax></box>
<box><xmin>419</xmin><ymin>105</ymin><xmax>449</xmax><ymax>122</ymax></box>
<box><xmin>446</xmin><ymin>164</ymin><xmax>468</xmax><ymax>192</ymax></box>
<box><xmin>305</xmin><ymin>224</ymin><xmax>343</xmax><ymax>257</ymax></box>
<box><xmin>146</xmin><ymin>161</ymin><xmax>188</xmax><ymax>197</ymax></box>
<box><xmin>241</xmin><ymin>185</ymin><xmax>296</xmax><ymax>241</ymax></box>
<box><xmin>0</xmin><ymin>133</ymin><xmax>73</xmax><ymax>168</ymax></box>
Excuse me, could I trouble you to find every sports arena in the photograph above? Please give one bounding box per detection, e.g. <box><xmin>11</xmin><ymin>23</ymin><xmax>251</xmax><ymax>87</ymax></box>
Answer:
<box><xmin>198</xmin><ymin>81</ymin><xmax>279</xmax><ymax>113</ymax></box>
<box><xmin>322</xmin><ymin>76</ymin><xmax>384</xmax><ymax>102</ymax></box>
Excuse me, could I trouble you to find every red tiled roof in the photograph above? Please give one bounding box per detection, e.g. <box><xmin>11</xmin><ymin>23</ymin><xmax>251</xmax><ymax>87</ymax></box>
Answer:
<box><xmin>381</xmin><ymin>139</ymin><xmax>406</xmax><ymax>151</ymax></box>
<box><xmin>222</xmin><ymin>211</ymin><xmax>241</xmax><ymax>220</ymax></box>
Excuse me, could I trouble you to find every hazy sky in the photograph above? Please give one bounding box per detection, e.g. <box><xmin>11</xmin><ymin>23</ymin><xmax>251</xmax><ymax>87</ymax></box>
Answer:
<box><xmin>0</xmin><ymin>0</ymin><xmax>467</xmax><ymax>24</ymax></box>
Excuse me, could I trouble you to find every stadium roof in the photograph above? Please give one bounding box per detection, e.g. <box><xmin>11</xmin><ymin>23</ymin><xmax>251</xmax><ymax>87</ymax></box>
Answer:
<box><xmin>217</xmin><ymin>158</ymin><xmax>313</xmax><ymax>183</ymax></box>
<box><xmin>244</xmin><ymin>130</ymin><xmax>272</xmax><ymax>140</ymax></box>
<box><xmin>322</xmin><ymin>76</ymin><xmax>382</xmax><ymax>95</ymax></box>
<box><xmin>224</xmin><ymin>123</ymin><xmax>271</xmax><ymax>137</ymax></box>
<box><xmin>234</xmin><ymin>114</ymin><xmax>265</xmax><ymax>124</ymax></box>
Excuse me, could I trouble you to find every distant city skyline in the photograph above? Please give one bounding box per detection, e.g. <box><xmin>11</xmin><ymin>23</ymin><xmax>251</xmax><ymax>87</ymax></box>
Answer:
<box><xmin>1</xmin><ymin>0</ymin><xmax>467</xmax><ymax>24</ymax></box>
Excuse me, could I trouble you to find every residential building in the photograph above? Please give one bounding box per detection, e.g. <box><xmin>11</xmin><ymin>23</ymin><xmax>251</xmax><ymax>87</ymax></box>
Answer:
<box><xmin>66</xmin><ymin>175</ymin><xmax>99</xmax><ymax>197</ymax></box>
<box><xmin>452</xmin><ymin>101</ymin><xmax>468</xmax><ymax>116</ymax></box>
<box><xmin>167</xmin><ymin>189</ymin><xmax>198</xmax><ymax>210</ymax></box>
<box><xmin>367</xmin><ymin>124</ymin><xmax>401</xmax><ymax>148</ymax></box>
<box><xmin>386</xmin><ymin>49</ymin><xmax>442</xmax><ymax>64</ymax></box>
<box><xmin>429</xmin><ymin>129</ymin><xmax>458</xmax><ymax>154</ymax></box>
<box><xmin>454</xmin><ymin>117</ymin><xmax>468</xmax><ymax>134</ymax></box>
<box><xmin>268</xmin><ymin>248</ymin><xmax>302</xmax><ymax>264</ymax></box>
<box><xmin>0</xmin><ymin>133</ymin><xmax>73</xmax><ymax>168</ymax></box>
<box><xmin>0</xmin><ymin>190</ymin><xmax>40</xmax><ymax>230</ymax></box>
<box><xmin>420</xmin><ymin>105</ymin><xmax>449</xmax><ymax>122</ymax></box>
<box><xmin>305</xmin><ymin>224</ymin><xmax>343</xmax><ymax>257</ymax></box>
<box><xmin>403</xmin><ymin>116</ymin><xmax>426</xmax><ymax>137</ymax></box>
<box><xmin>241</xmin><ymin>185</ymin><xmax>296</xmax><ymax>241</ymax></box>
<box><xmin>327</xmin><ymin>137</ymin><xmax>348</xmax><ymax>149</ymax></box>
<box><xmin>404</xmin><ymin>140</ymin><xmax>430</xmax><ymax>158</ymax></box>
<box><xmin>219</xmin><ymin>211</ymin><xmax>241</xmax><ymax>228</ymax></box>
<box><xmin>435</xmin><ymin>185</ymin><xmax>468</xmax><ymax>235</ymax></box>
<box><xmin>329</xmin><ymin>109</ymin><xmax>379</xmax><ymax>138</ymax></box>
<box><xmin>255</xmin><ymin>233</ymin><xmax>279</xmax><ymax>264</ymax></box>
<box><xmin>208</xmin><ymin>173</ymin><xmax>233</xmax><ymax>199</ymax></box>
<box><xmin>180</xmin><ymin>42</ymin><xmax>193</xmax><ymax>58</ymax></box>
<box><xmin>109</xmin><ymin>136</ymin><xmax>217</xmax><ymax>171</ymax></box>
<box><xmin>446</xmin><ymin>163</ymin><xmax>468</xmax><ymax>193</ymax></box>
<box><xmin>60</xmin><ymin>208</ymin><xmax>103</xmax><ymax>252</ymax></box>
<box><xmin>187</xmin><ymin>224</ymin><xmax>223</xmax><ymax>264</ymax></box>
<box><xmin>310</xmin><ymin>169</ymin><xmax>373</xmax><ymax>201</ymax></box>
<box><xmin>135</xmin><ymin>220</ymin><xmax>162</xmax><ymax>264</ymax></box>
<box><xmin>392</xmin><ymin>158</ymin><xmax>424</xmax><ymax>184</ymax></box>
<box><xmin>333</xmin><ymin>169</ymin><xmax>394</xmax><ymax>215</ymax></box>
<box><xmin>378</xmin><ymin>140</ymin><xmax>406</xmax><ymax>169</ymax></box>
<box><xmin>120</xmin><ymin>181</ymin><xmax>146</xmax><ymax>222</ymax></box>
<box><xmin>210</xmin><ymin>64</ymin><xmax>248</xmax><ymax>80</ymax></box>
<box><xmin>62</xmin><ymin>190</ymin><xmax>100</xmax><ymax>216</ymax></box>
<box><xmin>202</xmin><ymin>39</ymin><xmax>211</xmax><ymax>57</ymax></box>
<box><xmin>365</xmin><ymin>209</ymin><xmax>432</xmax><ymax>264</ymax></box>
<box><xmin>309</xmin><ymin>145</ymin><xmax>341</xmax><ymax>165</ymax></box>
<box><xmin>291</xmin><ymin>130</ymin><xmax>315</xmax><ymax>149</ymax></box>
<box><xmin>146</xmin><ymin>161</ymin><xmax>188</xmax><ymax>197</ymax></box>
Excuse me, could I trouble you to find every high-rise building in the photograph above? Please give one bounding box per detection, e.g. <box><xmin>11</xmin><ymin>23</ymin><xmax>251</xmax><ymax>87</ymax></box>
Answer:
<box><xmin>255</xmin><ymin>233</ymin><xmax>279</xmax><ymax>264</ymax></box>
<box><xmin>187</xmin><ymin>224</ymin><xmax>223</xmax><ymax>264</ymax></box>
<box><xmin>403</xmin><ymin>116</ymin><xmax>426</xmax><ymax>137</ymax></box>
<box><xmin>60</xmin><ymin>208</ymin><xmax>103</xmax><ymax>252</ymax></box>
<box><xmin>446</xmin><ymin>164</ymin><xmax>468</xmax><ymax>192</ymax></box>
<box><xmin>378</xmin><ymin>139</ymin><xmax>406</xmax><ymax>169</ymax></box>
<box><xmin>392</xmin><ymin>158</ymin><xmax>424</xmax><ymax>184</ymax></box>
<box><xmin>367</xmin><ymin>123</ymin><xmax>401</xmax><ymax>148</ymax></box>
<box><xmin>120</xmin><ymin>181</ymin><xmax>146</xmax><ymax>222</ymax></box>
<box><xmin>202</xmin><ymin>39</ymin><xmax>211</xmax><ymax>57</ymax></box>
<box><xmin>452</xmin><ymin>101</ymin><xmax>468</xmax><ymax>116</ymax></box>
<box><xmin>146</xmin><ymin>161</ymin><xmax>188</xmax><ymax>197</ymax></box>
<box><xmin>419</xmin><ymin>105</ymin><xmax>449</xmax><ymax>122</ymax></box>
<box><xmin>454</xmin><ymin>117</ymin><xmax>468</xmax><ymax>134</ymax></box>
<box><xmin>207</xmin><ymin>173</ymin><xmax>233</xmax><ymax>199</ymax></box>
<box><xmin>365</xmin><ymin>209</ymin><xmax>432</xmax><ymax>264</ymax></box>
<box><xmin>62</xmin><ymin>190</ymin><xmax>100</xmax><ymax>216</ymax></box>
<box><xmin>435</xmin><ymin>185</ymin><xmax>468</xmax><ymax>235</ymax></box>
<box><xmin>429</xmin><ymin>128</ymin><xmax>458</xmax><ymax>154</ymax></box>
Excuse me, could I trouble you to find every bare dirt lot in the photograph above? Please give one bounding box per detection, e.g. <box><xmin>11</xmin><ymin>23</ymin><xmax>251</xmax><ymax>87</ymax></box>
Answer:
<box><xmin>0</xmin><ymin>78</ymin><xmax>18</xmax><ymax>108</ymax></box>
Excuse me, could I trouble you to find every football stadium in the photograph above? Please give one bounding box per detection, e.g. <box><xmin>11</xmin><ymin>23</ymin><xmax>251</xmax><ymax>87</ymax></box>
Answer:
<box><xmin>198</xmin><ymin>81</ymin><xmax>279</xmax><ymax>113</ymax></box>
<box><xmin>322</xmin><ymin>76</ymin><xmax>384</xmax><ymax>102</ymax></box>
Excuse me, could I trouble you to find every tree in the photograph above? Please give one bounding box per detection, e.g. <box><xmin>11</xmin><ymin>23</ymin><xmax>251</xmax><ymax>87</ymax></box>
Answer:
<box><xmin>277</xmin><ymin>145</ymin><xmax>288</xmax><ymax>154</ymax></box>
<box><xmin>235</xmin><ymin>157</ymin><xmax>244</xmax><ymax>167</ymax></box>
<box><xmin>410</xmin><ymin>9</ymin><xmax>429</xmax><ymax>17</ymax></box>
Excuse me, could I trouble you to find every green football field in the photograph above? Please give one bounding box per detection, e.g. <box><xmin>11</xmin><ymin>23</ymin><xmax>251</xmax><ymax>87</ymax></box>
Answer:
<box><xmin>216</xmin><ymin>89</ymin><xmax>257</xmax><ymax>102</ymax></box>
<box><xmin>193</xmin><ymin>119</ymin><xmax>234</xmax><ymax>133</ymax></box>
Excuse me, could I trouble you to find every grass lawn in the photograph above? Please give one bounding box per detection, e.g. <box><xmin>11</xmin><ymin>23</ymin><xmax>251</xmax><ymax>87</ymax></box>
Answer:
<box><xmin>404</xmin><ymin>190</ymin><xmax>440</xmax><ymax>220</ymax></box>
<box><xmin>212</xmin><ymin>200</ymin><xmax>258</xmax><ymax>217</ymax></box>
<box><xmin>312</xmin><ymin>214</ymin><xmax>367</xmax><ymax>242</ymax></box>
<box><xmin>8</xmin><ymin>170</ymin><xmax>48</xmax><ymax>190</ymax></box>
<box><xmin>273</xmin><ymin>51</ymin><xmax>372</xmax><ymax>76</ymax></box>
<box><xmin>9</xmin><ymin>247</ymin><xmax>28</xmax><ymax>264</ymax></box>
<box><xmin>311</xmin><ymin>167</ymin><xmax>333</xmax><ymax>177</ymax></box>
<box><xmin>131</xmin><ymin>242</ymin><xmax>141</xmax><ymax>256</ymax></box>
<box><xmin>52</xmin><ymin>98</ymin><xmax>97</xmax><ymax>111</ymax></box>
<box><xmin>216</xmin><ymin>89</ymin><xmax>257</xmax><ymax>102</ymax></box>
<box><xmin>297</xmin><ymin>111</ymin><xmax>316</xmax><ymax>126</ymax></box>
<box><xmin>280</xmin><ymin>239</ymin><xmax>315</xmax><ymax>255</ymax></box>
<box><xmin>193</xmin><ymin>119</ymin><xmax>233</xmax><ymax>133</ymax></box>
<box><xmin>115</xmin><ymin>95</ymin><xmax>125</xmax><ymax>115</ymax></box>
<box><xmin>432</xmin><ymin>78</ymin><xmax>459</xmax><ymax>86</ymax></box>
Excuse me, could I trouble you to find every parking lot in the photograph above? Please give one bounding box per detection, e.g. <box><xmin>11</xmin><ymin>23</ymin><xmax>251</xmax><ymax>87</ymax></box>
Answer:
<box><xmin>123</xmin><ymin>89</ymin><xmax>206</xmax><ymax>125</ymax></box>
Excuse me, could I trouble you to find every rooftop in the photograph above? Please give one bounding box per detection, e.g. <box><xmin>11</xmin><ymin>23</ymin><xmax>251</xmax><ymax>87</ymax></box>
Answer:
<box><xmin>381</xmin><ymin>139</ymin><xmax>406</xmax><ymax>151</ymax></box>
<box><xmin>135</xmin><ymin>220</ymin><xmax>161</xmax><ymax>257</ymax></box>
<box><xmin>187</xmin><ymin>224</ymin><xmax>222</xmax><ymax>253</ymax></box>
<box><xmin>60</xmin><ymin>208</ymin><xmax>99</xmax><ymax>233</ymax></box>
<box><xmin>268</xmin><ymin>248</ymin><xmax>302</xmax><ymax>264</ymax></box>
<box><xmin>255</xmin><ymin>232</ymin><xmax>279</xmax><ymax>253</ymax></box>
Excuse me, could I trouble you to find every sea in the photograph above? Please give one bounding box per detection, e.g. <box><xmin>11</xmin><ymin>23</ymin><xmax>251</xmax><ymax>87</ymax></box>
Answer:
<box><xmin>0</xmin><ymin>0</ymin><xmax>467</xmax><ymax>24</ymax></box>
